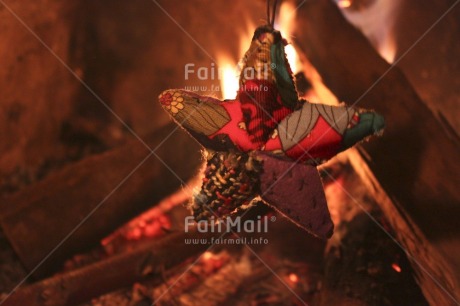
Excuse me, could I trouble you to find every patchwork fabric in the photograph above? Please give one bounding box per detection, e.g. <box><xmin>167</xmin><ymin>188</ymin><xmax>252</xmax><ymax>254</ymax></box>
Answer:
<box><xmin>265</xmin><ymin>102</ymin><xmax>357</xmax><ymax>163</ymax></box>
<box><xmin>159</xmin><ymin>90</ymin><xmax>230</xmax><ymax>136</ymax></box>
<box><xmin>258</xmin><ymin>153</ymin><xmax>333</xmax><ymax>239</ymax></box>
<box><xmin>158</xmin><ymin>25</ymin><xmax>385</xmax><ymax>239</ymax></box>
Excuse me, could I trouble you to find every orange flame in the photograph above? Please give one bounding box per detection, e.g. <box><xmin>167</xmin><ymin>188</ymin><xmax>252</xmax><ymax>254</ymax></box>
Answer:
<box><xmin>217</xmin><ymin>20</ymin><xmax>255</xmax><ymax>100</ymax></box>
<box><xmin>217</xmin><ymin>55</ymin><xmax>239</xmax><ymax>100</ymax></box>
<box><xmin>337</xmin><ymin>0</ymin><xmax>352</xmax><ymax>8</ymax></box>
<box><xmin>278</xmin><ymin>1</ymin><xmax>301</xmax><ymax>73</ymax></box>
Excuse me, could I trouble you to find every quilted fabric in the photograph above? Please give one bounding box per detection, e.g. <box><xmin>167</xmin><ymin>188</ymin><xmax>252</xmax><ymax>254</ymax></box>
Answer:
<box><xmin>258</xmin><ymin>153</ymin><xmax>333</xmax><ymax>239</ymax></box>
<box><xmin>158</xmin><ymin>25</ymin><xmax>385</xmax><ymax>239</ymax></box>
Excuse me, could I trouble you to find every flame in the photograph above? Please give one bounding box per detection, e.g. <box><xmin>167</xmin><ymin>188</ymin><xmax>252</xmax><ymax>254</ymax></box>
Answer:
<box><xmin>217</xmin><ymin>4</ymin><xmax>305</xmax><ymax>100</ymax></box>
<box><xmin>217</xmin><ymin>55</ymin><xmax>239</xmax><ymax>100</ymax></box>
<box><xmin>301</xmin><ymin>56</ymin><xmax>340</xmax><ymax>104</ymax></box>
<box><xmin>279</xmin><ymin>1</ymin><xmax>339</xmax><ymax>104</ymax></box>
<box><xmin>337</xmin><ymin>0</ymin><xmax>352</xmax><ymax>8</ymax></box>
<box><xmin>284</xmin><ymin>44</ymin><xmax>299</xmax><ymax>73</ymax></box>
<box><xmin>217</xmin><ymin>21</ymin><xmax>254</xmax><ymax>100</ymax></box>
<box><xmin>278</xmin><ymin>1</ymin><xmax>301</xmax><ymax>73</ymax></box>
<box><xmin>239</xmin><ymin>19</ymin><xmax>256</xmax><ymax>60</ymax></box>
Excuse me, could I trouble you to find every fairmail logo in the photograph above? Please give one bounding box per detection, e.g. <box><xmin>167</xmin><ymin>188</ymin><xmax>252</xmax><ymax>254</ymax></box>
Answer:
<box><xmin>184</xmin><ymin>62</ymin><xmax>275</xmax><ymax>81</ymax></box>
<box><xmin>184</xmin><ymin>215</ymin><xmax>276</xmax><ymax>233</ymax></box>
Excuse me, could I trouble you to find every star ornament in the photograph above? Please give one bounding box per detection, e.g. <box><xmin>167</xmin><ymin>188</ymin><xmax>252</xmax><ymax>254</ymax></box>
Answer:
<box><xmin>158</xmin><ymin>25</ymin><xmax>384</xmax><ymax>239</ymax></box>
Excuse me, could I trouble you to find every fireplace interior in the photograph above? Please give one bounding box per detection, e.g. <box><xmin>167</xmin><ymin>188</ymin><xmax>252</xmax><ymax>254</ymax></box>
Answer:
<box><xmin>0</xmin><ymin>0</ymin><xmax>459</xmax><ymax>305</ymax></box>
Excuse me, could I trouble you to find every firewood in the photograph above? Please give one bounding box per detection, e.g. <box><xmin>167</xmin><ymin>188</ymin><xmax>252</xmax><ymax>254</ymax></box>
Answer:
<box><xmin>293</xmin><ymin>0</ymin><xmax>460</xmax><ymax>304</ymax></box>
<box><xmin>319</xmin><ymin>162</ymin><xmax>429</xmax><ymax>306</ymax></box>
<box><xmin>0</xmin><ymin>204</ymin><xmax>271</xmax><ymax>306</ymax></box>
<box><xmin>0</xmin><ymin>124</ymin><xmax>202</xmax><ymax>277</ymax></box>
<box><xmin>0</xmin><ymin>230</ymin><xmax>214</xmax><ymax>306</ymax></box>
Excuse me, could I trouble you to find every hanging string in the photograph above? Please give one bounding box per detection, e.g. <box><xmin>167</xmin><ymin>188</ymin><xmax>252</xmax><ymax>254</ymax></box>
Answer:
<box><xmin>267</xmin><ymin>0</ymin><xmax>271</xmax><ymax>26</ymax></box>
<box><xmin>267</xmin><ymin>0</ymin><xmax>279</xmax><ymax>28</ymax></box>
<box><xmin>271</xmin><ymin>0</ymin><xmax>278</xmax><ymax>27</ymax></box>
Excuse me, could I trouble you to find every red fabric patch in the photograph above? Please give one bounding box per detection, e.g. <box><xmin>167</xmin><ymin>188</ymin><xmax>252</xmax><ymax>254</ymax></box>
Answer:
<box><xmin>285</xmin><ymin>116</ymin><xmax>343</xmax><ymax>161</ymax></box>
<box><xmin>264</xmin><ymin>133</ymin><xmax>282</xmax><ymax>151</ymax></box>
<box><xmin>238</xmin><ymin>80</ymin><xmax>294</xmax><ymax>147</ymax></box>
<box><xmin>159</xmin><ymin>92</ymin><xmax>173</xmax><ymax>106</ymax></box>
<box><xmin>263</xmin><ymin>116</ymin><xmax>343</xmax><ymax>161</ymax></box>
<box><xmin>208</xmin><ymin>100</ymin><xmax>258</xmax><ymax>151</ymax></box>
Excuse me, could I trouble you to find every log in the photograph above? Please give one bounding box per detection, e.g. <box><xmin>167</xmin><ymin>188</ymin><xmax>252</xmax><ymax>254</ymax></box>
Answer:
<box><xmin>347</xmin><ymin>150</ymin><xmax>456</xmax><ymax>306</ymax></box>
<box><xmin>0</xmin><ymin>124</ymin><xmax>202</xmax><ymax>277</ymax></box>
<box><xmin>0</xmin><ymin>204</ymin><xmax>271</xmax><ymax>306</ymax></box>
<box><xmin>0</xmin><ymin>230</ymin><xmax>215</xmax><ymax>306</ymax></box>
<box><xmin>320</xmin><ymin>212</ymin><xmax>429</xmax><ymax>306</ymax></box>
<box><xmin>319</xmin><ymin>161</ymin><xmax>428</xmax><ymax>306</ymax></box>
<box><xmin>293</xmin><ymin>0</ymin><xmax>460</xmax><ymax>304</ymax></box>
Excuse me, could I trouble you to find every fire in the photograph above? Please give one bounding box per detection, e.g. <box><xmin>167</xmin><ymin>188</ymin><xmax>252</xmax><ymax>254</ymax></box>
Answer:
<box><xmin>217</xmin><ymin>21</ymin><xmax>254</xmax><ymax>100</ymax></box>
<box><xmin>337</xmin><ymin>0</ymin><xmax>352</xmax><ymax>8</ymax></box>
<box><xmin>288</xmin><ymin>273</ymin><xmax>299</xmax><ymax>283</ymax></box>
<box><xmin>284</xmin><ymin>44</ymin><xmax>299</xmax><ymax>74</ymax></box>
<box><xmin>202</xmin><ymin>251</ymin><xmax>214</xmax><ymax>260</ymax></box>
<box><xmin>217</xmin><ymin>55</ymin><xmax>239</xmax><ymax>100</ymax></box>
<box><xmin>277</xmin><ymin>1</ymin><xmax>340</xmax><ymax>104</ymax></box>
<box><xmin>300</xmin><ymin>57</ymin><xmax>340</xmax><ymax>104</ymax></box>
<box><xmin>278</xmin><ymin>1</ymin><xmax>339</xmax><ymax>104</ymax></box>
<box><xmin>218</xmin><ymin>56</ymin><xmax>239</xmax><ymax>99</ymax></box>
<box><xmin>392</xmin><ymin>263</ymin><xmax>402</xmax><ymax>273</ymax></box>
<box><xmin>218</xmin><ymin>4</ymin><xmax>304</xmax><ymax>100</ymax></box>
<box><xmin>278</xmin><ymin>1</ymin><xmax>301</xmax><ymax>73</ymax></box>
<box><xmin>239</xmin><ymin>20</ymin><xmax>256</xmax><ymax>60</ymax></box>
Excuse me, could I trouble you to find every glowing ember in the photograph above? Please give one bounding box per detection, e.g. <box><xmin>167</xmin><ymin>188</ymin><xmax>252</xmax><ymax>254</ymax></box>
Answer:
<box><xmin>100</xmin><ymin>189</ymin><xmax>191</xmax><ymax>249</ymax></box>
<box><xmin>392</xmin><ymin>263</ymin><xmax>402</xmax><ymax>273</ymax></box>
<box><xmin>288</xmin><ymin>273</ymin><xmax>299</xmax><ymax>283</ymax></box>
<box><xmin>203</xmin><ymin>251</ymin><xmax>214</xmax><ymax>260</ymax></box>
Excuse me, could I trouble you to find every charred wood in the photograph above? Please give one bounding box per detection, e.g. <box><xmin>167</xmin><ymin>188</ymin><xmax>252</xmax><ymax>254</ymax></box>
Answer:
<box><xmin>294</xmin><ymin>0</ymin><xmax>460</xmax><ymax>304</ymax></box>
<box><xmin>0</xmin><ymin>204</ymin><xmax>271</xmax><ymax>306</ymax></box>
<box><xmin>0</xmin><ymin>124</ymin><xmax>202</xmax><ymax>277</ymax></box>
